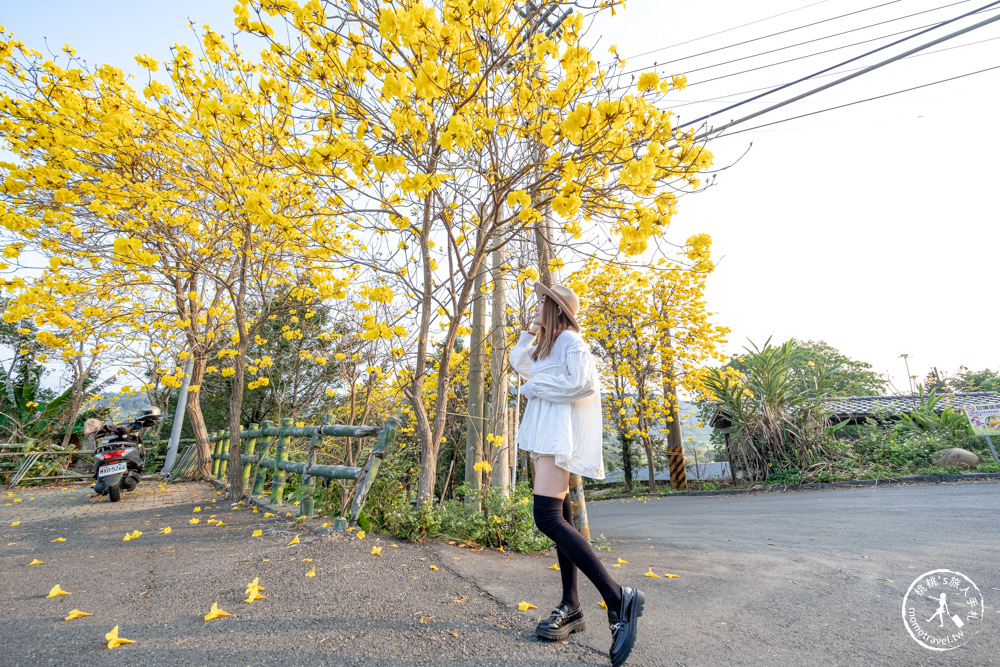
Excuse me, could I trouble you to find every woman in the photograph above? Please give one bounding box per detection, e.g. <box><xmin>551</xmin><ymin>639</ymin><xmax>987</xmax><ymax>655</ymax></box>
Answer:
<box><xmin>510</xmin><ymin>282</ymin><xmax>644</xmax><ymax>667</ymax></box>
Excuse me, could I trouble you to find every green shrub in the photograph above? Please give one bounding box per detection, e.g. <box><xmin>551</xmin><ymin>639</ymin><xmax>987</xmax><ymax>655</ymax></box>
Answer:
<box><xmin>976</xmin><ymin>462</ymin><xmax>1000</xmax><ymax>473</ymax></box>
<box><xmin>765</xmin><ymin>469</ymin><xmax>803</xmax><ymax>486</ymax></box>
<box><xmin>374</xmin><ymin>482</ymin><xmax>551</xmax><ymax>552</ymax></box>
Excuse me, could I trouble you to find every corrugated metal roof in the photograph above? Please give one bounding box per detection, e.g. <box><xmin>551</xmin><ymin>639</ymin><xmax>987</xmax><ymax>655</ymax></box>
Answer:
<box><xmin>824</xmin><ymin>392</ymin><xmax>999</xmax><ymax>417</ymax></box>
<box><xmin>709</xmin><ymin>392</ymin><xmax>999</xmax><ymax>428</ymax></box>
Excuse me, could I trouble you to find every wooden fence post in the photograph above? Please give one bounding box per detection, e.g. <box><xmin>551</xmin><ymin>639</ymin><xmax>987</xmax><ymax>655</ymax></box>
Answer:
<box><xmin>252</xmin><ymin>421</ymin><xmax>273</xmax><ymax>495</ymax></box>
<box><xmin>243</xmin><ymin>423</ymin><xmax>259</xmax><ymax>490</ymax></box>
<box><xmin>271</xmin><ymin>418</ymin><xmax>292</xmax><ymax>504</ymax></box>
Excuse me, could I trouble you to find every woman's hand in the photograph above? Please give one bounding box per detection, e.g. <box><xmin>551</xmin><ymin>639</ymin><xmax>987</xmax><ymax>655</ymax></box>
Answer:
<box><xmin>528</xmin><ymin>299</ymin><xmax>543</xmax><ymax>334</ymax></box>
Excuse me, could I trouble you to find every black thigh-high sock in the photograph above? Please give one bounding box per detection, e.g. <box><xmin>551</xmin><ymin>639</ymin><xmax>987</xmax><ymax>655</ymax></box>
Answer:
<box><xmin>556</xmin><ymin>494</ymin><xmax>579</xmax><ymax>610</ymax></box>
<box><xmin>534</xmin><ymin>494</ymin><xmax>622</xmax><ymax>612</ymax></box>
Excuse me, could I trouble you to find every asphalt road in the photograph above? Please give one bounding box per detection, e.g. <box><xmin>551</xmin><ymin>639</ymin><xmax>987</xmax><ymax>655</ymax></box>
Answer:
<box><xmin>2</xmin><ymin>480</ymin><xmax>998</xmax><ymax>666</ymax></box>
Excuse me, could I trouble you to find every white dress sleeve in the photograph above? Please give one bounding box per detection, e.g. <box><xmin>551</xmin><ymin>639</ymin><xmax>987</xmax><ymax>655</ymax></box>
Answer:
<box><xmin>509</xmin><ymin>331</ymin><xmax>535</xmax><ymax>380</ymax></box>
<box><xmin>522</xmin><ymin>348</ymin><xmax>598</xmax><ymax>403</ymax></box>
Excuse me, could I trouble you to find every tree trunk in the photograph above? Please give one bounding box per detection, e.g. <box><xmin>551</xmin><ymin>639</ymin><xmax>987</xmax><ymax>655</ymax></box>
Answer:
<box><xmin>662</xmin><ymin>327</ymin><xmax>686</xmax><ymax>490</ymax></box>
<box><xmin>465</xmin><ymin>261</ymin><xmax>486</xmax><ymax>501</ymax></box>
<box><xmin>185</xmin><ymin>353</ymin><xmax>212</xmax><ymax>479</ymax></box>
<box><xmin>227</xmin><ymin>347</ymin><xmax>247</xmax><ymax>499</ymax></box>
<box><xmin>489</xmin><ymin>244</ymin><xmax>509</xmax><ymax>494</ymax></box>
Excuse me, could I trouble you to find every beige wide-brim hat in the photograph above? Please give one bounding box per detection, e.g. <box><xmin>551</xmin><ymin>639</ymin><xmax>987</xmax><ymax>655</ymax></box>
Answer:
<box><xmin>534</xmin><ymin>282</ymin><xmax>581</xmax><ymax>331</ymax></box>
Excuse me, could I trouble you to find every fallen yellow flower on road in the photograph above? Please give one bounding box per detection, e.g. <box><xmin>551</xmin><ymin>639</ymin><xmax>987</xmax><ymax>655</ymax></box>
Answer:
<box><xmin>10</xmin><ymin>521</ymin><xmax>19</xmax><ymax>526</ymax></box>
<box><xmin>618</xmin><ymin>558</ymin><xmax>629</xmax><ymax>565</ymax></box>
<box><xmin>320</xmin><ymin>522</ymin><xmax>332</xmax><ymax>527</ymax></box>
<box><xmin>193</xmin><ymin>507</ymin><xmax>201</xmax><ymax>512</ymax></box>
<box><xmin>600</xmin><ymin>601</ymin><xmax>608</xmax><ymax>609</ymax></box>
<box><xmin>245</xmin><ymin>577</ymin><xmax>265</xmax><ymax>593</ymax></box>
<box><xmin>264</xmin><ymin>512</ymin><xmax>275</xmax><ymax>517</ymax></box>
<box><xmin>51</xmin><ymin>537</ymin><xmax>66</xmax><ymax>543</ymax></box>
<box><xmin>245</xmin><ymin>590</ymin><xmax>267</xmax><ymax>603</ymax></box>
<box><xmin>46</xmin><ymin>585</ymin><xmax>70</xmax><ymax>597</ymax></box>
<box><xmin>244</xmin><ymin>579</ymin><xmax>267</xmax><ymax>603</ymax></box>
<box><xmin>204</xmin><ymin>602</ymin><xmax>231</xmax><ymax>621</ymax></box>
<box><xmin>548</xmin><ymin>564</ymin><xmax>560</xmax><ymax>570</ymax></box>
<box><xmin>664</xmin><ymin>573</ymin><xmax>679</xmax><ymax>578</ymax></box>
<box><xmin>645</xmin><ymin>568</ymin><xmax>660</xmax><ymax>578</ymax></box>
<box><xmin>122</xmin><ymin>530</ymin><xmax>142</xmax><ymax>541</ymax></box>
<box><xmin>306</xmin><ymin>566</ymin><xmax>316</xmax><ymax>577</ymax></box>
<box><xmin>65</xmin><ymin>609</ymin><xmax>92</xmax><ymax>620</ymax></box>
<box><xmin>159</xmin><ymin>527</ymin><xmax>171</xmax><ymax>534</ymax></box>
<box><xmin>189</xmin><ymin>518</ymin><xmax>200</xmax><ymax>525</ymax></box>
<box><xmin>252</xmin><ymin>529</ymin><xmax>262</xmax><ymax>537</ymax></box>
<box><xmin>105</xmin><ymin>625</ymin><xmax>134</xmax><ymax>648</ymax></box>
<box><xmin>215</xmin><ymin>522</ymin><xmax>226</xmax><ymax>527</ymax></box>
<box><xmin>207</xmin><ymin>519</ymin><xmax>217</xmax><ymax>525</ymax></box>
<box><xmin>518</xmin><ymin>602</ymin><xmax>537</xmax><ymax>611</ymax></box>
<box><xmin>287</xmin><ymin>535</ymin><xmax>300</xmax><ymax>545</ymax></box>
<box><xmin>429</xmin><ymin>565</ymin><xmax>438</xmax><ymax>570</ymax></box>
<box><xmin>371</xmin><ymin>546</ymin><xmax>382</xmax><ymax>556</ymax></box>
<box><xmin>301</xmin><ymin>558</ymin><xmax>312</xmax><ymax>562</ymax></box>
<box><xmin>356</xmin><ymin>530</ymin><xmax>366</xmax><ymax>539</ymax></box>
<box><xmin>28</xmin><ymin>559</ymin><xmax>44</xmax><ymax>566</ymax></box>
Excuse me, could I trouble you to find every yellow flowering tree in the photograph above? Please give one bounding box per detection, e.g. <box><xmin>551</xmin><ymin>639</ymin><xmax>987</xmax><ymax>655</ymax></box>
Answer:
<box><xmin>0</xmin><ymin>27</ymin><xmax>353</xmax><ymax>494</ymax></box>
<box><xmin>240</xmin><ymin>0</ymin><xmax>713</xmax><ymax>504</ymax></box>
<box><xmin>570</xmin><ymin>240</ymin><xmax>729</xmax><ymax>491</ymax></box>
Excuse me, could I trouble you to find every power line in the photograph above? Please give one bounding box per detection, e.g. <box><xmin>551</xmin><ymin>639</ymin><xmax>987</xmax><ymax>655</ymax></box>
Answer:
<box><xmin>625</xmin><ymin>0</ymin><xmax>928</xmax><ymax>73</ymax></box>
<box><xmin>719</xmin><ymin>63</ymin><xmax>1000</xmax><ymax>136</ymax></box>
<box><xmin>684</xmin><ymin>6</ymin><xmax>1000</xmax><ymax>87</ymax></box>
<box><xmin>624</xmin><ymin>0</ymin><xmax>834</xmax><ymax>61</ymax></box>
<box><xmin>684</xmin><ymin>9</ymin><xmax>1000</xmax><ymax>140</ymax></box>
<box><xmin>671</xmin><ymin>1</ymin><xmax>986</xmax><ymax>78</ymax></box>
<box><xmin>667</xmin><ymin>34</ymin><xmax>1000</xmax><ymax>110</ymax></box>
<box><xmin>678</xmin><ymin>0</ymin><xmax>1000</xmax><ymax>129</ymax></box>
<box><xmin>600</xmin><ymin>0</ymin><xmax>987</xmax><ymax>99</ymax></box>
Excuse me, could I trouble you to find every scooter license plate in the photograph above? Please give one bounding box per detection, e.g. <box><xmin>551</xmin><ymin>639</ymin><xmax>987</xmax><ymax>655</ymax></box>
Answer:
<box><xmin>99</xmin><ymin>462</ymin><xmax>128</xmax><ymax>476</ymax></box>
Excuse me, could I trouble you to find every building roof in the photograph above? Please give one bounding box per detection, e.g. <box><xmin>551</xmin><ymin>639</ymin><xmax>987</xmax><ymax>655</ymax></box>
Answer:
<box><xmin>709</xmin><ymin>391</ymin><xmax>999</xmax><ymax>429</ymax></box>
<box><xmin>823</xmin><ymin>392</ymin><xmax>999</xmax><ymax>420</ymax></box>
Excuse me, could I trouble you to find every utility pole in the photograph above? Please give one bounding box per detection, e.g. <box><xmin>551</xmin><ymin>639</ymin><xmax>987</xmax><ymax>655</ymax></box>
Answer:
<box><xmin>161</xmin><ymin>358</ymin><xmax>194</xmax><ymax>475</ymax></box>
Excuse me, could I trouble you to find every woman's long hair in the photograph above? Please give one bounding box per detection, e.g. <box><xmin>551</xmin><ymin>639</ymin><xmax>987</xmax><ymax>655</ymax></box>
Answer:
<box><xmin>531</xmin><ymin>295</ymin><xmax>579</xmax><ymax>361</ymax></box>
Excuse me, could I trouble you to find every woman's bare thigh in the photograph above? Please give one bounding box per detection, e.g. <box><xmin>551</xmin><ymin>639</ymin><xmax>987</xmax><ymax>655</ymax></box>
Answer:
<box><xmin>532</xmin><ymin>455</ymin><xmax>570</xmax><ymax>498</ymax></box>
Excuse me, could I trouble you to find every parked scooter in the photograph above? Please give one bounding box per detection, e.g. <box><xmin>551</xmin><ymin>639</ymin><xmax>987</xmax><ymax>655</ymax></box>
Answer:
<box><xmin>83</xmin><ymin>406</ymin><xmax>161</xmax><ymax>502</ymax></box>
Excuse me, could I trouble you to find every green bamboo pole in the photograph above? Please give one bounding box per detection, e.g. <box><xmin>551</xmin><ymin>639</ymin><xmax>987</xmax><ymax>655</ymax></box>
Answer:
<box><xmin>271</xmin><ymin>418</ymin><xmax>292</xmax><ymax>504</ymax></box>
<box><xmin>242</xmin><ymin>423</ymin><xmax>259</xmax><ymax>489</ymax></box>
<box><xmin>252</xmin><ymin>420</ymin><xmax>273</xmax><ymax>495</ymax></box>
<box><xmin>210</xmin><ymin>432</ymin><xmax>221</xmax><ymax>478</ymax></box>
<box><xmin>218</xmin><ymin>430</ymin><xmax>230</xmax><ymax>480</ymax></box>
<box><xmin>301</xmin><ymin>429</ymin><xmax>321</xmax><ymax>518</ymax></box>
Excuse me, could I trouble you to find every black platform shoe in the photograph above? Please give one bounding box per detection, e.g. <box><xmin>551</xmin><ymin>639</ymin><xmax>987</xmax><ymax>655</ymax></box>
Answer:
<box><xmin>536</xmin><ymin>602</ymin><xmax>586</xmax><ymax>640</ymax></box>
<box><xmin>608</xmin><ymin>587</ymin><xmax>645</xmax><ymax>667</ymax></box>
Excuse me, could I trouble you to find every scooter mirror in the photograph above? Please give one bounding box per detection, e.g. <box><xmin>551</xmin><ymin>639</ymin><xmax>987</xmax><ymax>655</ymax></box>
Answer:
<box><xmin>83</xmin><ymin>418</ymin><xmax>103</xmax><ymax>436</ymax></box>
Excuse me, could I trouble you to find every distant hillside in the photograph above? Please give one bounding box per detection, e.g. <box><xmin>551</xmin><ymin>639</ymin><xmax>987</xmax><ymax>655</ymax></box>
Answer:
<box><xmin>86</xmin><ymin>392</ymin><xmax>157</xmax><ymax>422</ymax></box>
<box><xmin>600</xmin><ymin>398</ymin><xmax>715</xmax><ymax>466</ymax></box>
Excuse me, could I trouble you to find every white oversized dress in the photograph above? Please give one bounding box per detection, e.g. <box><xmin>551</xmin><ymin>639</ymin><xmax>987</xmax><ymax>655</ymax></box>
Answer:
<box><xmin>510</xmin><ymin>330</ymin><xmax>605</xmax><ymax>480</ymax></box>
